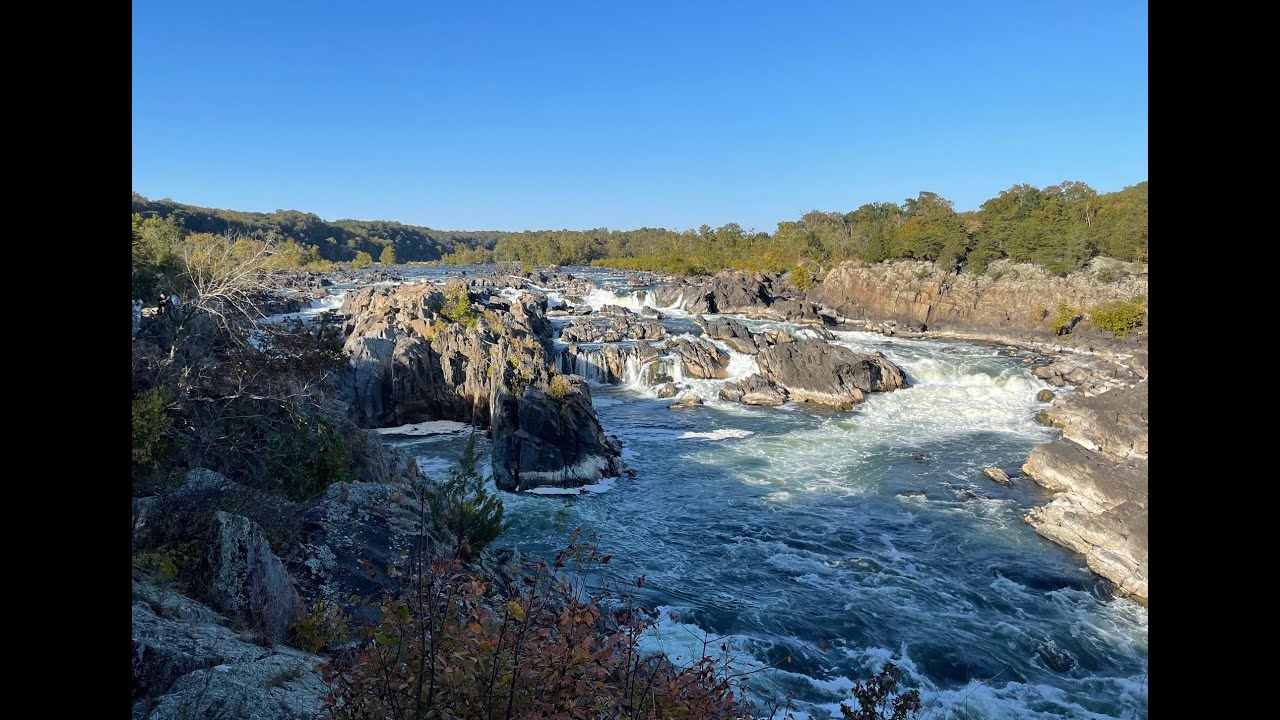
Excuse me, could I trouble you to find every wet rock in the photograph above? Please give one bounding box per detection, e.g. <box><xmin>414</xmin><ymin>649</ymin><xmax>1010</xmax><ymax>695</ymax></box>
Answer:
<box><xmin>629</xmin><ymin>321</ymin><xmax>668</xmax><ymax>341</ymax></box>
<box><xmin>756</xmin><ymin>328</ymin><xmax>798</xmax><ymax>346</ymax></box>
<box><xmin>598</xmin><ymin>304</ymin><xmax>638</xmax><ymax>319</ymax></box>
<box><xmin>1036</xmin><ymin>389</ymin><xmax>1056</xmax><ymax>402</ymax></box>
<box><xmin>667</xmin><ymin>391</ymin><xmax>704</xmax><ymax>409</ymax></box>
<box><xmin>669</xmin><ymin>338</ymin><xmax>730</xmax><ymax>379</ymax></box>
<box><xmin>695</xmin><ymin>315</ymin><xmax>758</xmax><ymax>355</ymax></box>
<box><xmin>983</xmin><ymin>466</ymin><xmax>1013</xmax><ymax>486</ymax></box>
<box><xmin>654</xmin><ymin>382</ymin><xmax>679</xmax><ymax>399</ymax></box>
<box><xmin>639</xmin><ymin>306</ymin><xmax>666</xmax><ymax>319</ymax></box>
<box><xmin>719</xmin><ymin>374</ymin><xmax>787</xmax><ymax>406</ymax></box>
<box><xmin>756</xmin><ymin>340</ymin><xmax>906</xmax><ymax>409</ymax></box>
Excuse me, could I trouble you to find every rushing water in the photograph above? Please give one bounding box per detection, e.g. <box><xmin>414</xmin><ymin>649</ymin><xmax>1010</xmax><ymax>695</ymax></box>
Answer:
<box><xmin>376</xmin><ymin>267</ymin><xmax>1148</xmax><ymax>719</ymax></box>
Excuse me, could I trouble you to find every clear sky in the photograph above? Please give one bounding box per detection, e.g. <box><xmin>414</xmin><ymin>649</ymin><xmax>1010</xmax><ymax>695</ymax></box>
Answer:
<box><xmin>132</xmin><ymin>1</ymin><xmax>1148</xmax><ymax>232</ymax></box>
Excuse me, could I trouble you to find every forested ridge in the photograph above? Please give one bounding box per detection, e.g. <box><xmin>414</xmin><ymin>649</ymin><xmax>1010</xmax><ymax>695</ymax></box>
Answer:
<box><xmin>133</xmin><ymin>180</ymin><xmax>1146</xmax><ymax>276</ymax></box>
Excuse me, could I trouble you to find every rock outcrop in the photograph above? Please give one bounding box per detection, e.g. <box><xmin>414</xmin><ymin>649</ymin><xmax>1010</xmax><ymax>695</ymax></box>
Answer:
<box><xmin>695</xmin><ymin>315</ymin><xmax>758</xmax><ymax>354</ymax></box>
<box><xmin>755</xmin><ymin>340</ymin><xmax>907</xmax><ymax>409</ymax></box>
<box><xmin>650</xmin><ymin>272</ymin><xmax>826</xmax><ymax>323</ymax></box>
<box><xmin>342</xmin><ymin>282</ymin><xmax>622</xmax><ymax>491</ymax></box>
<box><xmin>668</xmin><ymin>338</ymin><xmax>730</xmax><ymax>379</ymax></box>
<box><xmin>1021</xmin><ymin>380</ymin><xmax>1148</xmax><ymax>603</ymax></box>
<box><xmin>202</xmin><ymin>512</ymin><xmax>301</xmax><ymax>645</ymax></box>
<box><xmin>718</xmin><ymin>374</ymin><xmax>786</xmax><ymax>406</ymax></box>
<box><xmin>132</xmin><ymin>581</ymin><xmax>325</xmax><ymax>720</ymax></box>
<box><xmin>491</xmin><ymin>377</ymin><xmax>622</xmax><ymax>492</ymax></box>
<box><xmin>813</xmin><ymin>259</ymin><xmax>1148</xmax><ymax>337</ymax></box>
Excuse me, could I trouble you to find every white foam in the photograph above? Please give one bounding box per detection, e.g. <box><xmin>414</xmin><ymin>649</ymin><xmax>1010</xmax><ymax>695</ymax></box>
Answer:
<box><xmin>524</xmin><ymin>476</ymin><xmax>618</xmax><ymax>495</ymax></box>
<box><xmin>678</xmin><ymin>429</ymin><xmax>754</xmax><ymax>440</ymax></box>
<box><xmin>260</xmin><ymin>291</ymin><xmax>346</xmax><ymax>324</ymax></box>
<box><xmin>374</xmin><ymin>420</ymin><xmax>470</xmax><ymax>436</ymax></box>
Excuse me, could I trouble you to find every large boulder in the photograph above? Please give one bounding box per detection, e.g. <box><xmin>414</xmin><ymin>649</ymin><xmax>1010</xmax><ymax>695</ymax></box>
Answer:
<box><xmin>201</xmin><ymin>512</ymin><xmax>301</xmax><ymax>645</ymax></box>
<box><xmin>695</xmin><ymin>315</ymin><xmax>758</xmax><ymax>354</ymax></box>
<box><xmin>719</xmin><ymin>374</ymin><xmax>787</xmax><ymax>406</ymax></box>
<box><xmin>491</xmin><ymin>376</ymin><xmax>622</xmax><ymax>491</ymax></box>
<box><xmin>756</xmin><ymin>340</ymin><xmax>907</xmax><ymax>409</ymax></box>
<box><xmin>628</xmin><ymin>321</ymin><xmax>669</xmax><ymax>341</ymax></box>
<box><xmin>669</xmin><ymin>338</ymin><xmax>730</xmax><ymax>379</ymax></box>
<box><xmin>667</xmin><ymin>391</ymin><xmax>704</xmax><ymax>409</ymax></box>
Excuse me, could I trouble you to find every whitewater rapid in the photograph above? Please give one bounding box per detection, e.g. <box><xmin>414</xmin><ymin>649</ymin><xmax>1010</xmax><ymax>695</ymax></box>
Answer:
<box><xmin>378</xmin><ymin>271</ymin><xmax>1148</xmax><ymax>719</ymax></box>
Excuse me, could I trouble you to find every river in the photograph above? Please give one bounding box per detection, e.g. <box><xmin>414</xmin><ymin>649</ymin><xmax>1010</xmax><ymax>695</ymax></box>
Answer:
<box><xmin>369</xmin><ymin>267</ymin><xmax>1147</xmax><ymax>719</ymax></box>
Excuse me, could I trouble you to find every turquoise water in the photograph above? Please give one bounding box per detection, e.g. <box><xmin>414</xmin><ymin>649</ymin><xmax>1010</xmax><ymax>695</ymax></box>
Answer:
<box><xmin>383</xmin><ymin>270</ymin><xmax>1149</xmax><ymax>719</ymax></box>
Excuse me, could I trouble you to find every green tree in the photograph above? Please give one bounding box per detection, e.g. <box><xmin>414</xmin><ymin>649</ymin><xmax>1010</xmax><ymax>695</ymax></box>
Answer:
<box><xmin>351</xmin><ymin>250</ymin><xmax>374</xmax><ymax>269</ymax></box>
<box><xmin>429</xmin><ymin>432</ymin><xmax>506</xmax><ymax>560</ymax></box>
<box><xmin>379</xmin><ymin>245</ymin><xmax>397</xmax><ymax>264</ymax></box>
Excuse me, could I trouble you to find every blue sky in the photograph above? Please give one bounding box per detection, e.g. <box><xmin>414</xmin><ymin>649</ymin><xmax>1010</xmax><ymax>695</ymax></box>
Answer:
<box><xmin>132</xmin><ymin>1</ymin><xmax>1148</xmax><ymax>232</ymax></box>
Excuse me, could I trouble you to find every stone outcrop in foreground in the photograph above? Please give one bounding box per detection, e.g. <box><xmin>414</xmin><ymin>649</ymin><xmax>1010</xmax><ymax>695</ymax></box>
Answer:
<box><xmin>132</xmin><ymin>581</ymin><xmax>325</xmax><ymax>720</ymax></box>
<box><xmin>342</xmin><ymin>282</ymin><xmax>621</xmax><ymax>491</ymax></box>
<box><xmin>1021</xmin><ymin>380</ymin><xmax>1148</xmax><ymax>603</ymax></box>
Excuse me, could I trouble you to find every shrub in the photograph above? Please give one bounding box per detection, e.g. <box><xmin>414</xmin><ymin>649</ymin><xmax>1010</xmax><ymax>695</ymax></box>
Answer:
<box><xmin>440</xmin><ymin>284</ymin><xmax>480</xmax><ymax>328</ymax></box>
<box><xmin>1050</xmin><ymin>303</ymin><xmax>1078</xmax><ymax>335</ymax></box>
<box><xmin>1088</xmin><ymin>299</ymin><xmax>1146</xmax><ymax>338</ymax></box>
<box><xmin>291</xmin><ymin>598</ymin><xmax>351</xmax><ymax>654</ymax></box>
<box><xmin>379</xmin><ymin>245</ymin><xmax>397</xmax><ymax>265</ymax></box>
<box><xmin>1095</xmin><ymin>266</ymin><xmax>1124</xmax><ymax>283</ymax></box>
<box><xmin>428</xmin><ymin>432</ymin><xmax>505</xmax><ymax>561</ymax></box>
<box><xmin>266</xmin><ymin>417</ymin><xmax>355</xmax><ymax>501</ymax></box>
<box><xmin>839</xmin><ymin>663</ymin><xmax>922</xmax><ymax>720</ymax></box>
<box><xmin>790</xmin><ymin>265</ymin><xmax>815</xmax><ymax>291</ymax></box>
<box><xmin>132</xmin><ymin>387</ymin><xmax>177</xmax><ymax>488</ymax></box>
<box><xmin>351</xmin><ymin>251</ymin><xmax>374</xmax><ymax>270</ymax></box>
<box><xmin>326</xmin><ymin>533</ymin><xmax>770</xmax><ymax>720</ymax></box>
<box><xmin>131</xmin><ymin>539</ymin><xmax>204</xmax><ymax>587</ymax></box>
<box><xmin>547</xmin><ymin>374</ymin><xmax>572</xmax><ymax>402</ymax></box>
<box><xmin>132</xmin><ymin>550</ymin><xmax>180</xmax><ymax>584</ymax></box>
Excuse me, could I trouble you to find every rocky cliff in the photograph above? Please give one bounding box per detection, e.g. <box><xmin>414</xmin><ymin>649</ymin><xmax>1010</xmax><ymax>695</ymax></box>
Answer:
<box><xmin>1021</xmin><ymin>380</ymin><xmax>1149</xmax><ymax>603</ymax></box>
<box><xmin>341</xmin><ymin>281</ymin><xmax>622</xmax><ymax>491</ymax></box>
<box><xmin>812</xmin><ymin>258</ymin><xmax>1147</xmax><ymax>337</ymax></box>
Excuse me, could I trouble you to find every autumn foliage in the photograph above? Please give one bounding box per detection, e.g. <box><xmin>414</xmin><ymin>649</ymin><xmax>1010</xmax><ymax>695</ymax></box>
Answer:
<box><xmin>324</xmin><ymin>532</ymin><xmax>781</xmax><ymax>719</ymax></box>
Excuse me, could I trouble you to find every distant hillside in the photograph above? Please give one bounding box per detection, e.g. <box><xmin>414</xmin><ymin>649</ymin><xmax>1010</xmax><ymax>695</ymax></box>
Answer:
<box><xmin>133</xmin><ymin>179</ymin><xmax>1147</xmax><ymax>276</ymax></box>
<box><xmin>131</xmin><ymin>193</ymin><xmax>502</xmax><ymax>263</ymax></box>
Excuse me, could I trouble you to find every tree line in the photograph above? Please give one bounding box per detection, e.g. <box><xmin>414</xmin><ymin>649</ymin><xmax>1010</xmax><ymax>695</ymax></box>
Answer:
<box><xmin>134</xmin><ymin>180</ymin><xmax>1146</xmax><ymax>276</ymax></box>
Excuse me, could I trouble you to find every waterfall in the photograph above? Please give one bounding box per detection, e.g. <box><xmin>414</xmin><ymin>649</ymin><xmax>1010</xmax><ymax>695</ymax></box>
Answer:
<box><xmin>555</xmin><ymin>346</ymin><xmax>613</xmax><ymax>385</ymax></box>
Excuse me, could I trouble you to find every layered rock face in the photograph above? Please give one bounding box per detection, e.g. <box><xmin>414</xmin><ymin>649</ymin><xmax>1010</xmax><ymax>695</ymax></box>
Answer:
<box><xmin>812</xmin><ymin>259</ymin><xmax>1148</xmax><ymax>336</ymax></box>
<box><xmin>1021</xmin><ymin>380</ymin><xmax>1148</xmax><ymax>603</ymax></box>
<box><xmin>341</xmin><ymin>282</ymin><xmax>621</xmax><ymax>491</ymax></box>
<box><xmin>755</xmin><ymin>340</ymin><xmax>907</xmax><ymax>409</ymax></box>
<box><xmin>342</xmin><ymin>284</ymin><xmax>549</xmax><ymax>427</ymax></box>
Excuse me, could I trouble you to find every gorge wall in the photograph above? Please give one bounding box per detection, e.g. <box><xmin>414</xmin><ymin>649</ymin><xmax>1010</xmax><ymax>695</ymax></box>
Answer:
<box><xmin>811</xmin><ymin>259</ymin><xmax>1148</xmax><ymax>338</ymax></box>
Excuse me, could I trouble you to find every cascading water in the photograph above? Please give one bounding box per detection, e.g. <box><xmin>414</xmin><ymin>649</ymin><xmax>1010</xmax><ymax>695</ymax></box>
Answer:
<box><xmin>386</xmin><ymin>268</ymin><xmax>1147</xmax><ymax>719</ymax></box>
